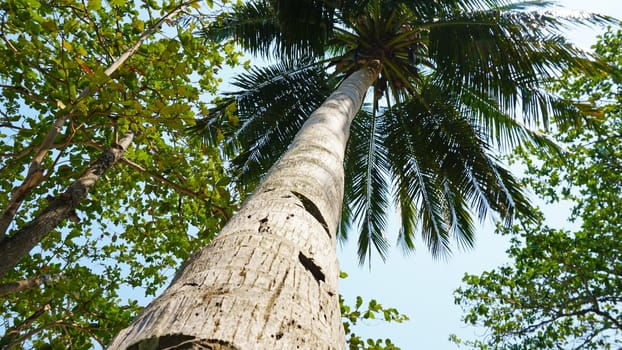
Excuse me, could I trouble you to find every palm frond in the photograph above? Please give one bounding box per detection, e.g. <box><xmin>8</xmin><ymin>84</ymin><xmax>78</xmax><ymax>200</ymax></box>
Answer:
<box><xmin>272</xmin><ymin>0</ymin><xmax>337</xmax><ymax>58</ymax></box>
<box><xmin>425</xmin><ymin>6</ymin><xmax>616</xmax><ymax>120</ymax></box>
<box><xmin>381</xmin><ymin>81</ymin><xmax>533</xmax><ymax>258</ymax></box>
<box><xmin>224</xmin><ymin>59</ymin><xmax>332</xmax><ymax>187</ymax></box>
<box><xmin>440</xmin><ymin>179</ymin><xmax>476</xmax><ymax>251</ymax></box>
<box><xmin>342</xmin><ymin>106</ymin><xmax>391</xmax><ymax>265</ymax></box>
<box><xmin>458</xmin><ymin>87</ymin><xmax>563</xmax><ymax>154</ymax></box>
<box><xmin>382</xmin><ymin>102</ymin><xmax>453</xmax><ymax>258</ymax></box>
<box><xmin>200</xmin><ymin>0</ymin><xmax>339</xmax><ymax>59</ymax></box>
<box><xmin>199</xmin><ymin>1</ymin><xmax>279</xmax><ymax>58</ymax></box>
<box><xmin>400</xmin><ymin>0</ymin><xmax>514</xmax><ymax>19</ymax></box>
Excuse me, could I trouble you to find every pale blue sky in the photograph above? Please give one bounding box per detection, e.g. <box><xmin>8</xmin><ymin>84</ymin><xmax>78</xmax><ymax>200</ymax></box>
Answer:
<box><xmin>337</xmin><ymin>1</ymin><xmax>622</xmax><ymax>349</ymax></box>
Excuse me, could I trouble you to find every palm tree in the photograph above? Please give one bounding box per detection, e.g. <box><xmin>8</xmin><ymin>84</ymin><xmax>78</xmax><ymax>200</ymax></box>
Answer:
<box><xmin>108</xmin><ymin>0</ymin><xmax>615</xmax><ymax>348</ymax></box>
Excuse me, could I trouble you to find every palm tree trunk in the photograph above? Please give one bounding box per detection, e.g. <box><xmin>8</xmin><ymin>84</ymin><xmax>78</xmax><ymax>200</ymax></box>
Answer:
<box><xmin>0</xmin><ymin>132</ymin><xmax>135</xmax><ymax>279</ymax></box>
<box><xmin>108</xmin><ymin>62</ymin><xmax>381</xmax><ymax>350</ymax></box>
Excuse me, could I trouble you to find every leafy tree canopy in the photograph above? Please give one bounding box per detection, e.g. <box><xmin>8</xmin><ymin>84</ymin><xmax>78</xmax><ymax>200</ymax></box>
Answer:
<box><xmin>452</xmin><ymin>27</ymin><xmax>622</xmax><ymax>350</ymax></box>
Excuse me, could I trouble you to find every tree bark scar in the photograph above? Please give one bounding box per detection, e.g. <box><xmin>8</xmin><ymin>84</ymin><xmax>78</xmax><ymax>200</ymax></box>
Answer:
<box><xmin>258</xmin><ymin>268</ymin><xmax>290</xmax><ymax>341</ymax></box>
<box><xmin>258</xmin><ymin>216</ymin><xmax>269</xmax><ymax>233</ymax></box>
<box><xmin>265</xmin><ymin>268</ymin><xmax>289</xmax><ymax>322</ymax></box>
<box><xmin>127</xmin><ymin>335</ymin><xmax>239</xmax><ymax>350</ymax></box>
<box><xmin>298</xmin><ymin>252</ymin><xmax>325</xmax><ymax>284</ymax></box>
<box><xmin>291</xmin><ymin>191</ymin><xmax>330</xmax><ymax>238</ymax></box>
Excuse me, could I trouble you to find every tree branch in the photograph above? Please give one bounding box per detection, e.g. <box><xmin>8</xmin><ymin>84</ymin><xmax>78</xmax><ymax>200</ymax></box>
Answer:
<box><xmin>2</xmin><ymin>303</ymin><xmax>51</xmax><ymax>348</ymax></box>
<box><xmin>120</xmin><ymin>156</ymin><xmax>228</xmax><ymax>219</ymax></box>
<box><xmin>84</xmin><ymin>139</ymin><xmax>229</xmax><ymax>219</ymax></box>
<box><xmin>0</xmin><ymin>132</ymin><xmax>135</xmax><ymax>279</ymax></box>
<box><xmin>0</xmin><ymin>84</ymin><xmax>53</xmax><ymax>104</ymax></box>
<box><xmin>0</xmin><ymin>274</ymin><xmax>59</xmax><ymax>297</ymax></box>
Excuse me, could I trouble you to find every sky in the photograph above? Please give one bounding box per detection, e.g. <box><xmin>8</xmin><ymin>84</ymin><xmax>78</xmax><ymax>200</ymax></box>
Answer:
<box><xmin>336</xmin><ymin>1</ymin><xmax>622</xmax><ymax>349</ymax></box>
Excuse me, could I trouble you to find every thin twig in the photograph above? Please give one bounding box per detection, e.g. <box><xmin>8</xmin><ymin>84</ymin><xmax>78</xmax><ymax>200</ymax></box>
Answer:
<box><xmin>0</xmin><ymin>84</ymin><xmax>53</xmax><ymax>104</ymax></box>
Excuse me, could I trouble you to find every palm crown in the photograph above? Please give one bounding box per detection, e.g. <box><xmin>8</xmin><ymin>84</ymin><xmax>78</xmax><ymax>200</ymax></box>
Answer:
<box><xmin>194</xmin><ymin>0</ymin><xmax>614</xmax><ymax>263</ymax></box>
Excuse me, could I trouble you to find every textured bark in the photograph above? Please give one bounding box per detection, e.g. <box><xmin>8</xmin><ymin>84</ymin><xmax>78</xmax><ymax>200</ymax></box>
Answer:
<box><xmin>108</xmin><ymin>62</ymin><xmax>381</xmax><ymax>350</ymax></box>
<box><xmin>0</xmin><ymin>132</ymin><xmax>134</xmax><ymax>279</ymax></box>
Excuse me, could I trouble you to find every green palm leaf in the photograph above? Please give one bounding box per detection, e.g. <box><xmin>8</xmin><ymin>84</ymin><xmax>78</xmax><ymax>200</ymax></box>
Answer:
<box><xmin>342</xmin><ymin>107</ymin><xmax>391</xmax><ymax>264</ymax></box>
<box><xmin>194</xmin><ymin>59</ymin><xmax>332</xmax><ymax>187</ymax></box>
<box><xmin>382</xmin><ymin>80</ymin><xmax>532</xmax><ymax>257</ymax></box>
<box><xmin>458</xmin><ymin>87</ymin><xmax>563</xmax><ymax>153</ymax></box>
<box><xmin>425</xmin><ymin>5</ymin><xmax>615</xmax><ymax>116</ymax></box>
<box><xmin>201</xmin><ymin>1</ymin><xmax>279</xmax><ymax>58</ymax></box>
<box><xmin>201</xmin><ymin>0</ymin><xmax>337</xmax><ymax>59</ymax></box>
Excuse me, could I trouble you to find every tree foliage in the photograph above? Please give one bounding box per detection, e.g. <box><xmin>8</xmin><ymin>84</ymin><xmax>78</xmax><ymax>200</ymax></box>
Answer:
<box><xmin>453</xmin><ymin>28</ymin><xmax>622</xmax><ymax>350</ymax></box>
<box><xmin>0</xmin><ymin>0</ymin><xmax>241</xmax><ymax>348</ymax></box>
<box><xmin>340</xmin><ymin>272</ymin><xmax>409</xmax><ymax>350</ymax></box>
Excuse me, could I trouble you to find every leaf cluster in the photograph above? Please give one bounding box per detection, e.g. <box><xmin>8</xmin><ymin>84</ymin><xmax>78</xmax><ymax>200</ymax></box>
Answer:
<box><xmin>339</xmin><ymin>272</ymin><xmax>410</xmax><ymax>350</ymax></box>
